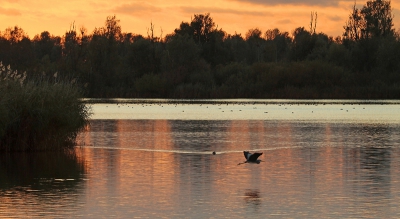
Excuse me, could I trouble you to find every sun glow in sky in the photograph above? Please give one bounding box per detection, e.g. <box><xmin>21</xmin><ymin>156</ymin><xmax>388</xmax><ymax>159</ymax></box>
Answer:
<box><xmin>1</xmin><ymin>0</ymin><xmax>399</xmax><ymax>38</ymax></box>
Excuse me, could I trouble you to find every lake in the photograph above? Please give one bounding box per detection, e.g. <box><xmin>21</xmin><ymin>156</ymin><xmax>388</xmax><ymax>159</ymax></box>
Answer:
<box><xmin>1</xmin><ymin>99</ymin><xmax>400</xmax><ymax>218</ymax></box>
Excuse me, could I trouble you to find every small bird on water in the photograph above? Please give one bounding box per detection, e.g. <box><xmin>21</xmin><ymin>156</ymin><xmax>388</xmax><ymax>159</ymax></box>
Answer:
<box><xmin>238</xmin><ymin>151</ymin><xmax>263</xmax><ymax>165</ymax></box>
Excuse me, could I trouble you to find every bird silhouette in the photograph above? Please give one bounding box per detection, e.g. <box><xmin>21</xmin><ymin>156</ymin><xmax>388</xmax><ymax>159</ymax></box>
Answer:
<box><xmin>238</xmin><ymin>151</ymin><xmax>263</xmax><ymax>165</ymax></box>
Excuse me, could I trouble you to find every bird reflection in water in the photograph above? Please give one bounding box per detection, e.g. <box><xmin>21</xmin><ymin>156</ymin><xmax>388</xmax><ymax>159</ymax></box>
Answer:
<box><xmin>244</xmin><ymin>189</ymin><xmax>262</xmax><ymax>209</ymax></box>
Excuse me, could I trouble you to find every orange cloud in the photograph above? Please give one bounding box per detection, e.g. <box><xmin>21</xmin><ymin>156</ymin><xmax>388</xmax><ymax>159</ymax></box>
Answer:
<box><xmin>0</xmin><ymin>6</ymin><xmax>21</xmax><ymax>16</ymax></box>
<box><xmin>179</xmin><ymin>6</ymin><xmax>271</xmax><ymax>16</ymax></box>
<box><xmin>113</xmin><ymin>2</ymin><xmax>163</xmax><ymax>15</ymax></box>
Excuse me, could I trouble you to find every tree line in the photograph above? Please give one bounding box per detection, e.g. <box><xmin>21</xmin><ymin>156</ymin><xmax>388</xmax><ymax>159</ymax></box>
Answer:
<box><xmin>1</xmin><ymin>0</ymin><xmax>399</xmax><ymax>99</ymax></box>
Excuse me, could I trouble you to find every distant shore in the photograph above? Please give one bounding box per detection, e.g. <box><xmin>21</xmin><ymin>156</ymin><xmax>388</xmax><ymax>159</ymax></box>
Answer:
<box><xmin>82</xmin><ymin>98</ymin><xmax>400</xmax><ymax>105</ymax></box>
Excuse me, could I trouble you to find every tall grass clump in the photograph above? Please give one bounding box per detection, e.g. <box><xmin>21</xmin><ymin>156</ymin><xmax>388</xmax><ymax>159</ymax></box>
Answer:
<box><xmin>0</xmin><ymin>63</ymin><xmax>91</xmax><ymax>151</ymax></box>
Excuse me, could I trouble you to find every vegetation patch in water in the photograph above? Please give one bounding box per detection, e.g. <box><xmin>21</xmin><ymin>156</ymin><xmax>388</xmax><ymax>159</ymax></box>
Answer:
<box><xmin>0</xmin><ymin>63</ymin><xmax>90</xmax><ymax>151</ymax></box>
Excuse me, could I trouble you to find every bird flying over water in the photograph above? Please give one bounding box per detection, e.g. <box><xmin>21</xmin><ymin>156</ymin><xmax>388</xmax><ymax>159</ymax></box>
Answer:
<box><xmin>238</xmin><ymin>151</ymin><xmax>263</xmax><ymax>165</ymax></box>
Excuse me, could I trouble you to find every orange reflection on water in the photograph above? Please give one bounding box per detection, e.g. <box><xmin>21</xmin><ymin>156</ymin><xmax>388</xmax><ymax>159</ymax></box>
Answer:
<box><xmin>72</xmin><ymin>116</ymin><xmax>400</xmax><ymax>217</ymax></box>
<box><xmin>226</xmin><ymin>120</ymin><xmax>251</xmax><ymax>150</ymax></box>
<box><xmin>77</xmin><ymin>119</ymin><xmax>180</xmax><ymax>213</ymax></box>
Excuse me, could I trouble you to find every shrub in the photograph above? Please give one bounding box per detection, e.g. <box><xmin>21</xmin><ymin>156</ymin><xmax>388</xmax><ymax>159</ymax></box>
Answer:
<box><xmin>0</xmin><ymin>63</ymin><xmax>91</xmax><ymax>151</ymax></box>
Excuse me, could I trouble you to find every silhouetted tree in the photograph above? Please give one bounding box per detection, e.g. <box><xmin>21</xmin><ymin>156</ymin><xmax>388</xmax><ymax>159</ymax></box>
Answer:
<box><xmin>362</xmin><ymin>0</ymin><xmax>394</xmax><ymax>38</ymax></box>
<box><xmin>326</xmin><ymin>43</ymin><xmax>351</xmax><ymax>67</ymax></box>
<box><xmin>62</xmin><ymin>25</ymin><xmax>80</xmax><ymax>74</ymax></box>
<box><xmin>104</xmin><ymin>15</ymin><xmax>122</xmax><ymax>41</ymax></box>
<box><xmin>265</xmin><ymin>28</ymin><xmax>291</xmax><ymax>62</ymax></box>
<box><xmin>375</xmin><ymin>37</ymin><xmax>400</xmax><ymax>73</ymax></box>
<box><xmin>0</xmin><ymin>26</ymin><xmax>33</xmax><ymax>69</ymax></box>
<box><xmin>343</xmin><ymin>3</ymin><xmax>364</xmax><ymax>41</ymax></box>
<box><xmin>224</xmin><ymin>33</ymin><xmax>248</xmax><ymax>63</ymax></box>
<box><xmin>245</xmin><ymin>28</ymin><xmax>264</xmax><ymax>63</ymax></box>
<box><xmin>307</xmin><ymin>33</ymin><xmax>330</xmax><ymax>60</ymax></box>
<box><xmin>344</xmin><ymin>0</ymin><xmax>394</xmax><ymax>40</ymax></box>
<box><xmin>2</xmin><ymin>26</ymin><xmax>27</xmax><ymax>43</ymax></box>
<box><xmin>202</xmin><ymin>28</ymin><xmax>230</xmax><ymax>66</ymax></box>
<box><xmin>290</xmin><ymin>27</ymin><xmax>313</xmax><ymax>61</ymax></box>
<box><xmin>0</xmin><ymin>10</ymin><xmax>399</xmax><ymax>99</ymax></box>
<box><xmin>162</xmin><ymin>34</ymin><xmax>200</xmax><ymax>85</ymax></box>
<box><xmin>126</xmin><ymin>37</ymin><xmax>155</xmax><ymax>78</ymax></box>
<box><xmin>190</xmin><ymin>13</ymin><xmax>216</xmax><ymax>44</ymax></box>
<box><xmin>33</xmin><ymin>31</ymin><xmax>62</xmax><ymax>62</ymax></box>
<box><xmin>174</xmin><ymin>13</ymin><xmax>217</xmax><ymax>45</ymax></box>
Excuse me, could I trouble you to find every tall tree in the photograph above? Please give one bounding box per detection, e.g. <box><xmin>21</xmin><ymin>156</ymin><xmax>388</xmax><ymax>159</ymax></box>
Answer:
<box><xmin>343</xmin><ymin>0</ymin><xmax>394</xmax><ymax>40</ymax></box>
<box><xmin>343</xmin><ymin>3</ymin><xmax>364</xmax><ymax>41</ymax></box>
<box><xmin>265</xmin><ymin>28</ymin><xmax>281</xmax><ymax>41</ymax></box>
<box><xmin>290</xmin><ymin>27</ymin><xmax>313</xmax><ymax>61</ymax></box>
<box><xmin>174</xmin><ymin>13</ymin><xmax>216</xmax><ymax>44</ymax></box>
<box><xmin>361</xmin><ymin>0</ymin><xmax>394</xmax><ymax>38</ymax></box>
<box><xmin>265</xmin><ymin>28</ymin><xmax>291</xmax><ymax>62</ymax></box>
<box><xmin>224</xmin><ymin>33</ymin><xmax>248</xmax><ymax>63</ymax></box>
<box><xmin>190</xmin><ymin>13</ymin><xmax>215</xmax><ymax>44</ymax></box>
<box><xmin>104</xmin><ymin>15</ymin><xmax>122</xmax><ymax>41</ymax></box>
<box><xmin>63</xmin><ymin>25</ymin><xmax>80</xmax><ymax>74</ymax></box>
<box><xmin>245</xmin><ymin>28</ymin><xmax>264</xmax><ymax>63</ymax></box>
<box><xmin>0</xmin><ymin>26</ymin><xmax>33</xmax><ymax>69</ymax></box>
<box><xmin>2</xmin><ymin>26</ymin><xmax>27</xmax><ymax>44</ymax></box>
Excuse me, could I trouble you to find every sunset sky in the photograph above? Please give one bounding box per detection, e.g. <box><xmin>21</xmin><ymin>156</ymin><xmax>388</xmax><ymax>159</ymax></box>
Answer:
<box><xmin>1</xmin><ymin>0</ymin><xmax>399</xmax><ymax>39</ymax></box>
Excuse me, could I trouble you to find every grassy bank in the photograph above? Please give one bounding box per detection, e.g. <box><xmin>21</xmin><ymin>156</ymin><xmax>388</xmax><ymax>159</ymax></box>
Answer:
<box><xmin>0</xmin><ymin>63</ymin><xmax>90</xmax><ymax>152</ymax></box>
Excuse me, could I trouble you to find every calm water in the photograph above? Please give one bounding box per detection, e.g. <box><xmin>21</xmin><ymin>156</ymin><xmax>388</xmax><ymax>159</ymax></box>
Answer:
<box><xmin>1</xmin><ymin>99</ymin><xmax>400</xmax><ymax>218</ymax></box>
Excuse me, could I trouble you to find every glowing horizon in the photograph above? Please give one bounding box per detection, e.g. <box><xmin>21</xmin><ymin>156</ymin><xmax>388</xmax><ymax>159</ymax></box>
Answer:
<box><xmin>0</xmin><ymin>0</ymin><xmax>399</xmax><ymax>39</ymax></box>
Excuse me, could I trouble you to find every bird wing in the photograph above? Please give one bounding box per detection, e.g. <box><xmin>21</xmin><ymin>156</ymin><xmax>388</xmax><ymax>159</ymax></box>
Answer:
<box><xmin>248</xmin><ymin>152</ymin><xmax>263</xmax><ymax>161</ymax></box>
<box><xmin>243</xmin><ymin>151</ymin><xmax>251</xmax><ymax>160</ymax></box>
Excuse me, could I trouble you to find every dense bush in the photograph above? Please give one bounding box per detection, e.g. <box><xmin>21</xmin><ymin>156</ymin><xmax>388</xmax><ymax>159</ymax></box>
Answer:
<box><xmin>0</xmin><ymin>63</ymin><xmax>90</xmax><ymax>151</ymax></box>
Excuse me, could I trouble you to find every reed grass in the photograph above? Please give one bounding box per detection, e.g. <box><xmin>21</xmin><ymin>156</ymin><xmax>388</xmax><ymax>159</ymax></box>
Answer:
<box><xmin>0</xmin><ymin>63</ymin><xmax>91</xmax><ymax>151</ymax></box>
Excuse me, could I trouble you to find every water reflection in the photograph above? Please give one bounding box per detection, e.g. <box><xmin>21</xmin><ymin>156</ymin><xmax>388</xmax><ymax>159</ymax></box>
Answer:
<box><xmin>85</xmin><ymin>101</ymin><xmax>399</xmax><ymax>217</ymax></box>
<box><xmin>77</xmin><ymin>120</ymin><xmax>400</xmax><ymax>217</ymax></box>
<box><xmin>244</xmin><ymin>189</ymin><xmax>262</xmax><ymax>210</ymax></box>
<box><xmin>349</xmin><ymin>126</ymin><xmax>393</xmax><ymax>216</ymax></box>
<box><xmin>2</xmin><ymin>105</ymin><xmax>397</xmax><ymax>218</ymax></box>
<box><xmin>0</xmin><ymin>151</ymin><xmax>86</xmax><ymax>218</ymax></box>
